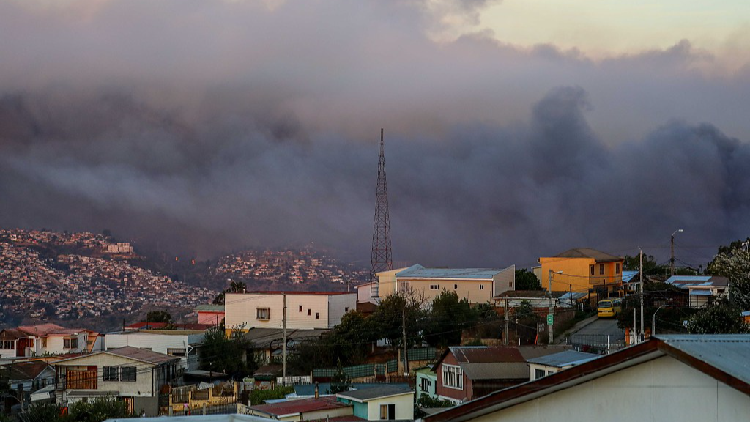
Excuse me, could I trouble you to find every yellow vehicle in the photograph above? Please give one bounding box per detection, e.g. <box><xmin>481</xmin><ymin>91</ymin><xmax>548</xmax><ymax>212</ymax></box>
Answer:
<box><xmin>597</xmin><ymin>299</ymin><xmax>622</xmax><ymax>318</ymax></box>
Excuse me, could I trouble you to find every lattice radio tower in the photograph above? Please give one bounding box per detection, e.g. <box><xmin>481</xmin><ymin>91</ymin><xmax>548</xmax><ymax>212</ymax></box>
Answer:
<box><xmin>370</xmin><ymin>128</ymin><xmax>393</xmax><ymax>297</ymax></box>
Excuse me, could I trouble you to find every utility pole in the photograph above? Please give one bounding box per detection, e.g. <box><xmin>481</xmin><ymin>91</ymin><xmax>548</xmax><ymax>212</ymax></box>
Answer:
<box><xmin>504</xmin><ymin>298</ymin><xmax>509</xmax><ymax>346</ymax></box>
<box><xmin>639</xmin><ymin>249</ymin><xmax>644</xmax><ymax>340</ymax></box>
<box><xmin>548</xmin><ymin>270</ymin><xmax>554</xmax><ymax>345</ymax></box>
<box><xmin>402</xmin><ymin>306</ymin><xmax>409</xmax><ymax>376</ymax></box>
<box><xmin>282</xmin><ymin>293</ymin><xmax>287</xmax><ymax>385</ymax></box>
<box><xmin>670</xmin><ymin>229</ymin><xmax>683</xmax><ymax>276</ymax></box>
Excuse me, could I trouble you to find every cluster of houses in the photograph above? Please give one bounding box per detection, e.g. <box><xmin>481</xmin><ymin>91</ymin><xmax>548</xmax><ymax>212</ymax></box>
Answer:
<box><xmin>0</xmin><ymin>247</ymin><xmax>747</xmax><ymax>421</ymax></box>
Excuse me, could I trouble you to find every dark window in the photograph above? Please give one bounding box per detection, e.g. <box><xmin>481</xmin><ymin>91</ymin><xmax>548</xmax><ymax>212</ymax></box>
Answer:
<box><xmin>299</xmin><ymin>306</ymin><xmax>302</xmax><ymax>312</ymax></box>
<box><xmin>103</xmin><ymin>366</ymin><xmax>119</xmax><ymax>381</ymax></box>
<box><xmin>454</xmin><ymin>284</ymin><xmax>458</xmax><ymax>289</ymax></box>
<box><xmin>64</xmin><ymin>338</ymin><xmax>78</xmax><ymax>349</ymax></box>
<box><xmin>315</xmin><ymin>312</ymin><xmax>320</xmax><ymax>319</ymax></box>
<box><xmin>308</xmin><ymin>309</ymin><xmax>311</xmax><ymax>316</ymax></box>
<box><xmin>0</xmin><ymin>340</ymin><xmax>14</xmax><ymax>349</ymax></box>
<box><xmin>599</xmin><ymin>264</ymin><xmax>604</xmax><ymax>275</ymax></box>
<box><xmin>380</xmin><ymin>403</ymin><xmax>396</xmax><ymax>420</ymax></box>
<box><xmin>120</xmin><ymin>366</ymin><xmax>136</xmax><ymax>382</ymax></box>
<box><xmin>616</xmin><ymin>263</ymin><xmax>621</xmax><ymax>274</ymax></box>
<box><xmin>535</xmin><ymin>368</ymin><xmax>546</xmax><ymax>379</ymax></box>
<box><xmin>590</xmin><ymin>265</ymin><xmax>595</xmax><ymax>276</ymax></box>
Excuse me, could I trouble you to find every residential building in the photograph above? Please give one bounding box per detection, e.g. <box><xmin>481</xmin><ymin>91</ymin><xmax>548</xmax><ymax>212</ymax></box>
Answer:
<box><xmin>0</xmin><ymin>324</ymin><xmax>93</xmax><ymax>358</ymax></box>
<box><xmin>224</xmin><ymin>291</ymin><xmax>356</xmax><ymax>331</ymax></box>
<box><xmin>527</xmin><ymin>350</ymin><xmax>600</xmax><ymax>380</ymax></box>
<box><xmin>1</xmin><ymin>360</ymin><xmax>55</xmax><ymax>392</ymax></box>
<box><xmin>246</xmin><ymin>396</ymin><xmax>353</xmax><ymax>421</ymax></box>
<box><xmin>196</xmin><ymin>304</ymin><xmax>225</xmax><ymax>326</ymax></box>
<box><xmin>665</xmin><ymin>275</ymin><xmax>729</xmax><ymax>307</ymax></box>
<box><xmin>53</xmin><ymin>346</ymin><xmax>180</xmax><ymax>416</ymax></box>
<box><xmin>416</xmin><ymin>367</ymin><xmax>438</xmax><ymax>400</ymax></box>
<box><xmin>336</xmin><ymin>385</ymin><xmax>414</xmax><ymax>421</ymax></box>
<box><xmin>424</xmin><ymin>335</ymin><xmax>750</xmax><ymax>422</ymax></box>
<box><xmin>379</xmin><ymin>264</ymin><xmax>515</xmax><ymax>304</ymax></box>
<box><xmin>432</xmin><ymin>346</ymin><xmax>565</xmax><ymax>403</ymax></box>
<box><xmin>104</xmin><ymin>330</ymin><xmax>205</xmax><ymax>371</ymax></box>
<box><xmin>538</xmin><ymin>248</ymin><xmax>624</xmax><ymax>294</ymax></box>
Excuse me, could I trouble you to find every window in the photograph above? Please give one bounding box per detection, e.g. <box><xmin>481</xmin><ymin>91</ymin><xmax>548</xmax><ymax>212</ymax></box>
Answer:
<box><xmin>315</xmin><ymin>312</ymin><xmax>320</xmax><ymax>319</ymax></box>
<box><xmin>599</xmin><ymin>264</ymin><xmax>604</xmax><ymax>275</ymax></box>
<box><xmin>299</xmin><ymin>306</ymin><xmax>302</xmax><ymax>312</ymax></box>
<box><xmin>442</xmin><ymin>364</ymin><xmax>463</xmax><ymax>389</ymax></box>
<box><xmin>345</xmin><ymin>307</ymin><xmax>349</xmax><ymax>312</ymax></box>
<box><xmin>616</xmin><ymin>263</ymin><xmax>621</xmax><ymax>274</ymax></box>
<box><xmin>64</xmin><ymin>337</ymin><xmax>78</xmax><ymax>349</ymax></box>
<box><xmin>0</xmin><ymin>340</ymin><xmax>14</xmax><ymax>349</ymax></box>
<box><xmin>308</xmin><ymin>309</ymin><xmax>312</xmax><ymax>316</ymax></box>
<box><xmin>420</xmin><ymin>377</ymin><xmax>431</xmax><ymax>392</ymax></box>
<box><xmin>102</xmin><ymin>366</ymin><xmax>136</xmax><ymax>382</ymax></box>
<box><xmin>120</xmin><ymin>366</ymin><xmax>136</xmax><ymax>382</ymax></box>
<box><xmin>380</xmin><ymin>403</ymin><xmax>396</xmax><ymax>420</ymax></box>
<box><xmin>534</xmin><ymin>368</ymin><xmax>546</xmax><ymax>379</ymax></box>
<box><xmin>590</xmin><ymin>265</ymin><xmax>594</xmax><ymax>276</ymax></box>
<box><xmin>167</xmin><ymin>348</ymin><xmax>186</xmax><ymax>357</ymax></box>
<box><xmin>479</xmin><ymin>285</ymin><xmax>484</xmax><ymax>290</ymax></box>
<box><xmin>256</xmin><ymin>308</ymin><xmax>270</xmax><ymax>320</ymax></box>
<box><xmin>430</xmin><ymin>284</ymin><xmax>440</xmax><ymax>290</ymax></box>
<box><xmin>508</xmin><ymin>281</ymin><xmax>513</xmax><ymax>287</ymax></box>
<box><xmin>454</xmin><ymin>284</ymin><xmax>458</xmax><ymax>289</ymax></box>
<box><xmin>42</xmin><ymin>338</ymin><xmax>47</xmax><ymax>348</ymax></box>
<box><xmin>103</xmin><ymin>366</ymin><xmax>119</xmax><ymax>381</ymax></box>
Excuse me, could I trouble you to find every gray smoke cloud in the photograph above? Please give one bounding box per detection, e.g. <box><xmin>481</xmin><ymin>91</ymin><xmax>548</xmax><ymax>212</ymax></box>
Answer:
<box><xmin>1</xmin><ymin>0</ymin><xmax>749</xmax><ymax>268</ymax></box>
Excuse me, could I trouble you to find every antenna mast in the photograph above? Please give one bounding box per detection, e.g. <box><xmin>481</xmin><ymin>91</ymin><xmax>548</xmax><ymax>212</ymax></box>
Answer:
<box><xmin>370</xmin><ymin>128</ymin><xmax>393</xmax><ymax>297</ymax></box>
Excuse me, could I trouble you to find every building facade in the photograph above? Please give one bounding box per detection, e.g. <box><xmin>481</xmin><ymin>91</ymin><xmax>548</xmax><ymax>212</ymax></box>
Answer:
<box><xmin>538</xmin><ymin>248</ymin><xmax>624</xmax><ymax>294</ymax></box>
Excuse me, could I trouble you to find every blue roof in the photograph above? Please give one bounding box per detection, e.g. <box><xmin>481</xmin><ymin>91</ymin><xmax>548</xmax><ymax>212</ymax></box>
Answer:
<box><xmin>396</xmin><ymin>264</ymin><xmax>509</xmax><ymax>279</ymax></box>
<box><xmin>742</xmin><ymin>311</ymin><xmax>750</xmax><ymax>317</ymax></box>
<box><xmin>665</xmin><ymin>275</ymin><xmax>728</xmax><ymax>288</ymax></box>
<box><xmin>657</xmin><ymin>335</ymin><xmax>750</xmax><ymax>386</ymax></box>
<box><xmin>527</xmin><ymin>350</ymin><xmax>601</xmax><ymax>368</ymax></box>
<box><xmin>689</xmin><ymin>290</ymin><xmax>712</xmax><ymax>296</ymax></box>
<box><xmin>622</xmin><ymin>271</ymin><xmax>639</xmax><ymax>283</ymax></box>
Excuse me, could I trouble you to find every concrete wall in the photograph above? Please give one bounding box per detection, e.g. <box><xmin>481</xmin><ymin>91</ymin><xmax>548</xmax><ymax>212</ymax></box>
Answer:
<box><xmin>57</xmin><ymin>353</ymin><xmax>156</xmax><ymax>398</ymax></box>
<box><xmin>105</xmin><ymin>332</ymin><xmax>204</xmax><ymax>370</ymax></box>
<box><xmin>398</xmin><ymin>278</ymin><xmax>494</xmax><ymax>304</ymax></box>
<box><xmin>328</xmin><ymin>294</ymin><xmax>357</xmax><ymax>327</ymax></box>
<box><xmin>471</xmin><ymin>355</ymin><xmax>750</xmax><ymax>422</ymax></box>
<box><xmin>539</xmin><ymin>257</ymin><xmax>623</xmax><ymax>294</ymax></box>
<box><xmin>225</xmin><ymin>293</ymin><xmax>355</xmax><ymax>330</ymax></box>
<box><xmin>45</xmin><ymin>332</ymin><xmax>88</xmax><ymax>355</ymax></box>
<box><xmin>365</xmin><ymin>393</ymin><xmax>414</xmax><ymax>421</ymax></box>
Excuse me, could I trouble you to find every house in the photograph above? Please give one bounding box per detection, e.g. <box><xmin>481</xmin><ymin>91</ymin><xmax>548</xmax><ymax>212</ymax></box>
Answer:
<box><xmin>196</xmin><ymin>304</ymin><xmax>225</xmax><ymax>326</ymax></box>
<box><xmin>246</xmin><ymin>396</ymin><xmax>353</xmax><ymax>421</ymax></box>
<box><xmin>53</xmin><ymin>346</ymin><xmax>180</xmax><ymax>416</ymax></box>
<box><xmin>224</xmin><ymin>292</ymin><xmax>357</xmax><ymax>332</ymax></box>
<box><xmin>336</xmin><ymin>385</ymin><xmax>414</xmax><ymax>421</ymax></box>
<box><xmin>0</xmin><ymin>324</ymin><xmax>94</xmax><ymax>358</ymax></box>
<box><xmin>1</xmin><ymin>360</ymin><xmax>55</xmax><ymax>393</ymax></box>
<box><xmin>378</xmin><ymin>264</ymin><xmax>515</xmax><ymax>304</ymax></box>
<box><xmin>104</xmin><ymin>330</ymin><xmax>205</xmax><ymax>371</ymax></box>
<box><xmin>665</xmin><ymin>275</ymin><xmax>729</xmax><ymax>307</ymax></box>
<box><xmin>432</xmin><ymin>346</ymin><xmax>565</xmax><ymax>403</ymax></box>
<box><xmin>424</xmin><ymin>335</ymin><xmax>750</xmax><ymax>422</ymax></box>
<box><xmin>526</xmin><ymin>350</ymin><xmax>600</xmax><ymax>380</ymax></box>
<box><xmin>416</xmin><ymin>367</ymin><xmax>438</xmax><ymax>400</ymax></box>
<box><xmin>538</xmin><ymin>248</ymin><xmax>624</xmax><ymax>295</ymax></box>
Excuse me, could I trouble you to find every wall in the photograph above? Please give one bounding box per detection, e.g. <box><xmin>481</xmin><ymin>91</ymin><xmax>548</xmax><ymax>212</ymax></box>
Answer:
<box><xmin>225</xmin><ymin>293</ymin><xmax>355</xmax><ymax>330</ymax></box>
<box><xmin>365</xmin><ymin>393</ymin><xmax>414</xmax><ymax>421</ymax></box>
<box><xmin>197</xmin><ymin>311</ymin><xmax>224</xmax><ymax>326</ymax></box>
<box><xmin>471</xmin><ymin>355</ymin><xmax>750</xmax><ymax>422</ymax></box>
<box><xmin>539</xmin><ymin>257</ymin><xmax>622</xmax><ymax>294</ymax></box>
<box><xmin>104</xmin><ymin>332</ymin><xmax>204</xmax><ymax>370</ymax></box>
<box><xmin>435</xmin><ymin>352</ymin><xmax>470</xmax><ymax>402</ymax></box>
<box><xmin>375</xmin><ymin>268</ymin><xmax>403</xmax><ymax>298</ymax></box>
<box><xmin>57</xmin><ymin>353</ymin><xmax>156</xmax><ymax>398</ymax></box>
<box><xmin>492</xmin><ymin>265</ymin><xmax>515</xmax><ymax>298</ymax></box>
<box><xmin>328</xmin><ymin>294</ymin><xmax>357</xmax><ymax>327</ymax></box>
<box><xmin>398</xmin><ymin>278</ymin><xmax>493</xmax><ymax>304</ymax></box>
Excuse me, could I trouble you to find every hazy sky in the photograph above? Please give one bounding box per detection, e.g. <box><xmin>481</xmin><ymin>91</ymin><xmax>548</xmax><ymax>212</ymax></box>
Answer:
<box><xmin>1</xmin><ymin>0</ymin><xmax>749</xmax><ymax>270</ymax></box>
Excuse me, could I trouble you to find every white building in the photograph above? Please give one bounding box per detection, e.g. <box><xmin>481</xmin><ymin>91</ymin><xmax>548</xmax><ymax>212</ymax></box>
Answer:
<box><xmin>104</xmin><ymin>330</ymin><xmax>205</xmax><ymax>371</ymax></box>
<box><xmin>224</xmin><ymin>291</ymin><xmax>356</xmax><ymax>331</ymax></box>
<box><xmin>0</xmin><ymin>324</ymin><xmax>94</xmax><ymax>358</ymax></box>
<box><xmin>424</xmin><ymin>335</ymin><xmax>750</xmax><ymax>422</ymax></box>
<box><xmin>54</xmin><ymin>346</ymin><xmax>179</xmax><ymax>416</ymax></box>
<box><xmin>527</xmin><ymin>350</ymin><xmax>600</xmax><ymax>380</ymax></box>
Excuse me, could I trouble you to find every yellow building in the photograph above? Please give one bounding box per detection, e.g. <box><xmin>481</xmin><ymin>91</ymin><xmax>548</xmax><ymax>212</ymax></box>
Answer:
<box><xmin>538</xmin><ymin>248</ymin><xmax>624</xmax><ymax>294</ymax></box>
<box><xmin>377</xmin><ymin>264</ymin><xmax>516</xmax><ymax>304</ymax></box>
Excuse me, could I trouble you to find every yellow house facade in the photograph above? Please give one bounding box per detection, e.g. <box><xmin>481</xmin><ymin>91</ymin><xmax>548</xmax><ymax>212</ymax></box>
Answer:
<box><xmin>377</xmin><ymin>264</ymin><xmax>516</xmax><ymax>304</ymax></box>
<box><xmin>538</xmin><ymin>248</ymin><xmax>624</xmax><ymax>294</ymax></box>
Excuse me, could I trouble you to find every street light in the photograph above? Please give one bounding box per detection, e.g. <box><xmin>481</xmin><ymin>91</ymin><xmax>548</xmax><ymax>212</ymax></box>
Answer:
<box><xmin>670</xmin><ymin>229</ymin><xmax>684</xmax><ymax>276</ymax></box>
<box><xmin>652</xmin><ymin>304</ymin><xmax>668</xmax><ymax>336</ymax></box>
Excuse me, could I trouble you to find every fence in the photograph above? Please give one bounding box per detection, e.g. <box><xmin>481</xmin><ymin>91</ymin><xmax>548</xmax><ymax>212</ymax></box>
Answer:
<box><xmin>565</xmin><ymin>333</ymin><xmax>626</xmax><ymax>354</ymax></box>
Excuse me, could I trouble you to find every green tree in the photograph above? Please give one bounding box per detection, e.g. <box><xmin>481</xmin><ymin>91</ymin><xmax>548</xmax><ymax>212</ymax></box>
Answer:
<box><xmin>370</xmin><ymin>292</ymin><xmax>425</xmax><ymax>350</ymax></box>
<box><xmin>19</xmin><ymin>397</ymin><xmax>134</xmax><ymax>422</ymax></box>
<box><xmin>213</xmin><ymin>280</ymin><xmax>248</xmax><ymax>305</ymax></box>
<box><xmin>328</xmin><ymin>359</ymin><xmax>352</xmax><ymax>394</ymax></box>
<box><xmin>686</xmin><ymin>303</ymin><xmax>749</xmax><ymax>334</ymax></box>
<box><xmin>424</xmin><ymin>291</ymin><xmax>478</xmax><ymax>348</ymax></box>
<box><xmin>515</xmin><ymin>269</ymin><xmax>542</xmax><ymax>290</ymax></box>
<box><xmin>706</xmin><ymin>241</ymin><xmax>750</xmax><ymax>310</ymax></box>
<box><xmin>146</xmin><ymin>310</ymin><xmax>172</xmax><ymax>323</ymax></box>
<box><xmin>199</xmin><ymin>325</ymin><xmax>255</xmax><ymax>378</ymax></box>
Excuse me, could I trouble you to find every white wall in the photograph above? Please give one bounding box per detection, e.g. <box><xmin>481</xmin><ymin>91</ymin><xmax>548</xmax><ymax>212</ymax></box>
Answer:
<box><xmin>365</xmin><ymin>393</ymin><xmax>414</xmax><ymax>421</ymax></box>
<box><xmin>472</xmin><ymin>355</ymin><xmax>750</xmax><ymax>422</ymax></box>
<box><xmin>56</xmin><ymin>353</ymin><xmax>158</xmax><ymax>399</ymax></box>
<box><xmin>45</xmin><ymin>333</ymin><xmax>88</xmax><ymax>354</ymax></box>
<box><xmin>328</xmin><ymin>294</ymin><xmax>357</xmax><ymax>327</ymax></box>
<box><xmin>105</xmin><ymin>332</ymin><xmax>204</xmax><ymax>370</ymax></box>
<box><xmin>225</xmin><ymin>293</ymin><xmax>355</xmax><ymax>330</ymax></box>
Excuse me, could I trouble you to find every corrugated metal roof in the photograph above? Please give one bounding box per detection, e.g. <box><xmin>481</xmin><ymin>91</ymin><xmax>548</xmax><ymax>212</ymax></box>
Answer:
<box><xmin>689</xmin><ymin>290</ymin><xmax>713</xmax><ymax>296</ymax></box>
<box><xmin>195</xmin><ymin>305</ymin><xmax>225</xmax><ymax>312</ymax></box>
<box><xmin>622</xmin><ymin>271</ymin><xmax>639</xmax><ymax>283</ymax></box>
<box><xmin>527</xmin><ymin>350</ymin><xmax>601</xmax><ymax>368</ymax></box>
<box><xmin>250</xmin><ymin>396</ymin><xmax>347</xmax><ymax>416</ymax></box>
<box><xmin>396</xmin><ymin>264</ymin><xmax>509</xmax><ymax>280</ymax></box>
<box><xmin>461</xmin><ymin>363</ymin><xmax>529</xmax><ymax>380</ymax></box>
<box><xmin>105</xmin><ymin>346</ymin><xmax>180</xmax><ymax>365</ymax></box>
<box><xmin>657</xmin><ymin>334</ymin><xmax>750</xmax><ymax>385</ymax></box>
<box><xmin>449</xmin><ymin>347</ymin><xmax>525</xmax><ymax>364</ymax></box>
<box><xmin>336</xmin><ymin>385</ymin><xmax>412</xmax><ymax>401</ymax></box>
<box><xmin>666</xmin><ymin>275</ymin><xmax>728</xmax><ymax>288</ymax></box>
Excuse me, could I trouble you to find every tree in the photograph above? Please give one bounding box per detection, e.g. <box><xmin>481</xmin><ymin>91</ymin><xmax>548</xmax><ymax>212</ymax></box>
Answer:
<box><xmin>423</xmin><ymin>291</ymin><xmax>478</xmax><ymax>348</ymax></box>
<box><xmin>686</xmin><ymin>303</ymin><xmax>749</xmax><ymax>334</ymax></box>
<box><xmin>706</xmin><ymin>241</ymin><xmax>750</xmax><ymax>310</ymax></box>
<box><xmin>213</xmin><ymin>280</ymin><xmax>248</xmax><ymax>305</ymax></box>
<box><xmin>146</xmin><ymin>310</ymin><xmax>172</xmax><ymax>323</ymax></box>
<box><xmin>515</xmin><ymin>269</ymin><xmax>542</xmax><ymax>290</ymax></box>
<box><xmin>19</xmin><ymin>397</ymin><xmax>134</xmax><ymax>422</ymax></box>
<box><xmin>199</xmin><ymin>325</ymin><xmax>255</xmax><ymax>378</ymax></box>
<box><xmin>370</xmin><ymin>291</ymin><xmax>425</xmax><ymax>350</ymax></box>
<box><xmin>328</xmin><ymin>359</ymin><xmax>352</xmax><ymax>394</ymax></box>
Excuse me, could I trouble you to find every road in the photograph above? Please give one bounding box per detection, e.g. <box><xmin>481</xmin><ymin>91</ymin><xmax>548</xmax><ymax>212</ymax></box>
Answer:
<box><xmin>568</xmin><ymin>318</ymin><xmax>625</xmax><ymax>351</ymax></box>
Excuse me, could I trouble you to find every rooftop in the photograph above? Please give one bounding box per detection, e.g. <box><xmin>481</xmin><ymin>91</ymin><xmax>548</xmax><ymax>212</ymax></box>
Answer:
<box><xmin>665</xmin><ymin>275</ymin><xmax>729</xmax><ymax>288</ymax></box>
<box><xmin>336</xmin><ymin>385</ymin><xmax>413</xmax><ymax>402</ymax></box>
<box><xmin>396</xmin><ymin>264</ymin><xmax>511</xmax><ymax>280</ymax></box>
<box><xmin>527</xmin><ymin>350</ymin><xmax>601</xmax><ymax>368</ymax></box>
<box><xmin>250</xmin><ymin>396</ymin><xmax>347</xmax><ymax>417</ymax></box>
<box><xmin>551</xmin><ymin>248</ymin><xmax>623</xmax><ymax>262</ymax></box>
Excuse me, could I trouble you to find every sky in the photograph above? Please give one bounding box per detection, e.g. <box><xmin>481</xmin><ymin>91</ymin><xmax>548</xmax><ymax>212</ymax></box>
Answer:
<box><xmin>1</xmin><ymin>0</ymin><xmax>750</xmax><ymax>270</ymax></box>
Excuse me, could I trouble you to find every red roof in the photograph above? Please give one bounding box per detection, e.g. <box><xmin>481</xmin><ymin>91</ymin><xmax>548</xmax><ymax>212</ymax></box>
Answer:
<box><xmin>451</xmin><ymin>347</ymin><xmax>526</xmax><ymax>364</ymax></box>
<box><xmin>250</xmin><ymin>397</ymin><xmax>348</xmax><ymax>416</ymax></box>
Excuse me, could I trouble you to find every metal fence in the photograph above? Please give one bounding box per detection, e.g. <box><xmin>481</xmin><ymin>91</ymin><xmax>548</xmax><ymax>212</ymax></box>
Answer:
<box><xmin>565</xmin><ymin>333</ymin><xmax>626</xmax><ymax>354</ymax></box>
